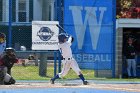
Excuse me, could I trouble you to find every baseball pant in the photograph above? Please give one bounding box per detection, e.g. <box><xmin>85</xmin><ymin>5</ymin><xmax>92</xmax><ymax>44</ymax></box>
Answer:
<box><xmin>58</xmin><ymin>58</ymin><xmax>81</xmax><ymax>77</ymax></box>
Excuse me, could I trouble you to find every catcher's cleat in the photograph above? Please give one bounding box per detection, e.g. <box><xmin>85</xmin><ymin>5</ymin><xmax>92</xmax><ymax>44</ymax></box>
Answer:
<box><xmin>83</xmin><ymin>81</ymin><xmax>88</xmax><ymax>85</ymax></box>
<box><xmin>50</xmin><ymin>79</ymin><xmax>54</xmax><ymax>84</ymax></box>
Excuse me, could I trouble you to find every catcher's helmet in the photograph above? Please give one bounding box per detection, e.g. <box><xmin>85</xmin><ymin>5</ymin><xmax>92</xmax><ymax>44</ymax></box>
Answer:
<box><xmin>5</xmin><ymin>47</ymin><xmax>15</xmax><ymax>55</ymax></box>
<box><xmin>58</xmin><ymin>33</ymin><xmax>68</xmax><ymax>43</ymax></box>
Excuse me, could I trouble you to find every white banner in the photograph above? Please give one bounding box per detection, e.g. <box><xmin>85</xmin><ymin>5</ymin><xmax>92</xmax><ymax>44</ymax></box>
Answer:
<box><xmin>32</xmin><ymin>21</ymin><xmax>59</xmax><ymax>50</ymax></box>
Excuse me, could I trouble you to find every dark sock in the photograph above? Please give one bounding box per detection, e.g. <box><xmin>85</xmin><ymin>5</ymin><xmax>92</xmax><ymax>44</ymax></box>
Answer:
<box><xmin>79</xmin><ymin>74</ymin><xmax>85</xmax><ymax>82</ymax></box>
<box><xmin>51</xmin><ymin>74</ymin><xmax>59</xmax><ymax>81</ymax></box>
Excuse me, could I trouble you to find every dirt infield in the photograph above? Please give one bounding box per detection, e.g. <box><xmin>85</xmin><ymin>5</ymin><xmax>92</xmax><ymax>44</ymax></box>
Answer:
<box><xmin>0</xmin><ymin>80</ymin><xmax>140</xmax><ymax>92</ymax></box>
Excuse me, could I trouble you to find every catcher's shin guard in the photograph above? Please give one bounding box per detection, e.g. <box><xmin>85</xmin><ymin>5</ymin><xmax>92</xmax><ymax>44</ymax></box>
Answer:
<box><xmin>4</xmin><ymin>73</ymin><xmax>16</xmax><ymax>85</ymax></box>
<box><xmin>9</xmin><ymin>77</ymin><xmax>16</xmax><ymax>84</ymax></box>
<box><xmin>4</xmin><ymin>77</ymin><xmax>16</xmax><ymax>85</ymax></box>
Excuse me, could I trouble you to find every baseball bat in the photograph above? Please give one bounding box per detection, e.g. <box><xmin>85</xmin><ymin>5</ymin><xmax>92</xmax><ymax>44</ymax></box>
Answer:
<box><xmin>56</xmin><ymin>24</ymin><xmax>74</xmax><ymax>41</ymax></box>
<box><xmin>56</xmin><ymin>24</ymin><xmax>67</xmax><ymax>34</ymax></box>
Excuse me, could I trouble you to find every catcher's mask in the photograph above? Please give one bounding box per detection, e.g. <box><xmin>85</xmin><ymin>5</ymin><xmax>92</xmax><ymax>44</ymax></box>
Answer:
<box><xmin>5</xmin><ymin>47</ymin><xmax>15</xmax><ymax>55</ymax></box>
<box><xmin>58</xmin><ymin>33</ymin><xmax>68</xmax><ymax>43</ymax></box>
<box><xmin>0</xmin><ymin>33</ymin><xmax>6</xmax><ymax>43</ymax></box>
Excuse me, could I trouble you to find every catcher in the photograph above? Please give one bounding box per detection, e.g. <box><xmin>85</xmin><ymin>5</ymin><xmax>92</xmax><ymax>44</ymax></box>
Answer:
<box><xmin>0</xmin><ymin>47</ymin><xmax>18</xmax><ymax>85</ymax></box>
<box><xmin>0</xmin><ymin>33</ymin><xmax>16</xmax><ymax>85</ymax></box>
<box><xmin>1</xmin><ymin>47</ymin><xmax>18</xmax><ymax>75</ymax></box>
<box><xmin>50</xmin><ymin>33</ymin><xmax>88</xmax><ymax>85</ymax></box>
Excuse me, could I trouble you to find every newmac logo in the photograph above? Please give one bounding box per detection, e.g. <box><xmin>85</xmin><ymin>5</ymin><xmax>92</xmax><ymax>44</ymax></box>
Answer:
<box><xmin>37</xmin><ymin>27</ymin><xmax>54</xmax><ymax>41</ymax></box>
<box><xmin>69</xmin><ymin>6</ymin><xmax>107</xmax><ymax>50</ymax></box>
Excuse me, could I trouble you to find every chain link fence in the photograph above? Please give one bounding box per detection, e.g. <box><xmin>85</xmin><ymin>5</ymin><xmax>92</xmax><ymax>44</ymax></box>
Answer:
<box><xmin>0</xmin><ymin>0</ymin><xmax>94</xmax><ymax>81</ymax></box>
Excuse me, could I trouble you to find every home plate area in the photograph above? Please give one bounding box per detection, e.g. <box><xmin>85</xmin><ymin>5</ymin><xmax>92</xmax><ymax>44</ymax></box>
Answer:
<box><xmin>0</xmin><ymin>80</ymin><xmax>140</xmax><ymax>93</ymax></box>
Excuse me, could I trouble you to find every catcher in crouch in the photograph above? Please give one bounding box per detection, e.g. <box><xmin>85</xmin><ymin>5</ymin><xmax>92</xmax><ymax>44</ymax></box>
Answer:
<box><xmin>0</xmin><ymin>47</ymin><xmax>18</xmax><ymax>85</ymax></box>
<box><xmin>50</xmin><ymin>33</ymin><xmax>88</xmax><ymax>85</ymax></box>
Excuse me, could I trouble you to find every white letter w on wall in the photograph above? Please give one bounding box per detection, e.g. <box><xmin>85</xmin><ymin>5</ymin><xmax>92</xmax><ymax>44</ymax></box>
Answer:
<box><xmin>69</xmin><ymin>6</ymin><xmax>106</xmax><ymax>50</ymax></box>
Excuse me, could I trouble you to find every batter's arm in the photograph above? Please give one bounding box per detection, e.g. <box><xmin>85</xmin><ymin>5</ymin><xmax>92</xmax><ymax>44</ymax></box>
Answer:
<box><xmin>67</xmin><ymin>36</ymin><xmax>72</xmax><ymax>46</ymax></box>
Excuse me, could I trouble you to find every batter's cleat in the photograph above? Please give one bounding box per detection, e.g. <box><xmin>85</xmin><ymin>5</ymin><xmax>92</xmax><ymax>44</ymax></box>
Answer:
<box><xmin>83</xmin><ymin>81</ymin><xmax>88</xmax><ymax>85</ymax></box>
<box><xmin>50</xmin><ymin>79</ymin><xmax>54</xmax><ymax>84</ymax></box>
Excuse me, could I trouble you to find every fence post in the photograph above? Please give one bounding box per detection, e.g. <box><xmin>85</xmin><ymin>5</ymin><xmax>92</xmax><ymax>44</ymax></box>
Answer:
<box><xmin>58</xmin><ymin>51</ymin><xmax>61</xmax><ymax>73</ymax></box>
<box><xmin>112</xmin><ymin>0</ymin><xmax>116</xmax><ymax>78</ymax></box>
<box><xmin>39</xmin><ymin>52</ymin><xmax>47</xmax><ymax>77</ymax></box>
<box><xmin>54</xmin><ymin>51</ymin><xmax>57</xmax><ymax>76</ymax></box>
<box><xmin>34</xmin><ymin>52</ymin><xmax>39</xmax><ymax>66</ymax></box>
<box><xmin>8</xmin><ymin>0</ymin><xmax>12</xmax><ymax>47</ymax></box>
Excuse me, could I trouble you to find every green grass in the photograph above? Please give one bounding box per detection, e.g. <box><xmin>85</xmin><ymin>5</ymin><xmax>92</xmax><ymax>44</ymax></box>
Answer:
<box><xmin>61</xmin><ymin>69</ymin><xmax>94</xmax><ymax>80</ymax></box>
<box><xmin>12</xmin><ymin>65</ymin><xmax>94</xmax><ymax>80</ymax></box>
<box><xmin>12</xmin><ymin>65</ymin><xmax>140</xmax><ymax>81</ymax></box>
<box><xmin>12</xmin><ymin>66</ymin><xmax>48</xmax><ymax>80</ymax></box>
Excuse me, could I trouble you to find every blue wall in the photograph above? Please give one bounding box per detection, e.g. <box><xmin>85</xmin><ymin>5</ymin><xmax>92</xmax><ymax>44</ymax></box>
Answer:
<box><xmin>64</xmin><ymin>0</ymin><xmax>115</xmax><ymax>70</ymax></box>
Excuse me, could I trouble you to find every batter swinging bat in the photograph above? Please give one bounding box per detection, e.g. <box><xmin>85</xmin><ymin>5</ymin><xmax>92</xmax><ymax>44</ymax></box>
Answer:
<box><xmin>56</xmin><ymin>24</ymin><xmax>74</xmax><ymax>43</ymax></box>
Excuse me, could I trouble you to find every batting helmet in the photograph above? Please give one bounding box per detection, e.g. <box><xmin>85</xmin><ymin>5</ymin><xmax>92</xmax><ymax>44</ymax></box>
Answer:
<box><xmin>58</xmin><ymin>33</ymin><xmax>68</xmax><ymax>43</ymax></box>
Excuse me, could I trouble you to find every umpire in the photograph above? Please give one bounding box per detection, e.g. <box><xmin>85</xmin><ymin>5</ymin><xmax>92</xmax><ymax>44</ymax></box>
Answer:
<box><xmin>0</xmin><ymin>32</ymin><xmax>6</xmax><ymax>84</ymax></box>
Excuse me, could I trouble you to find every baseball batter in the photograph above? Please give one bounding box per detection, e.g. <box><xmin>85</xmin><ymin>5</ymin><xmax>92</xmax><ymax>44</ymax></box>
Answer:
<box><xmin>50</xmin><ymin>33</ymin><xmax>88</xmax><ymax>85</ymax></box>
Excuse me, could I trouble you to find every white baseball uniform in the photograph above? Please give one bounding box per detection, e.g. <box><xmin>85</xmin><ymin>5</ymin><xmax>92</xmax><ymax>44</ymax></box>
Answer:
<box><xmin>58</xmin><ymin>36</ymin><xmax>81</xmax><ymax>77</ymax></box>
